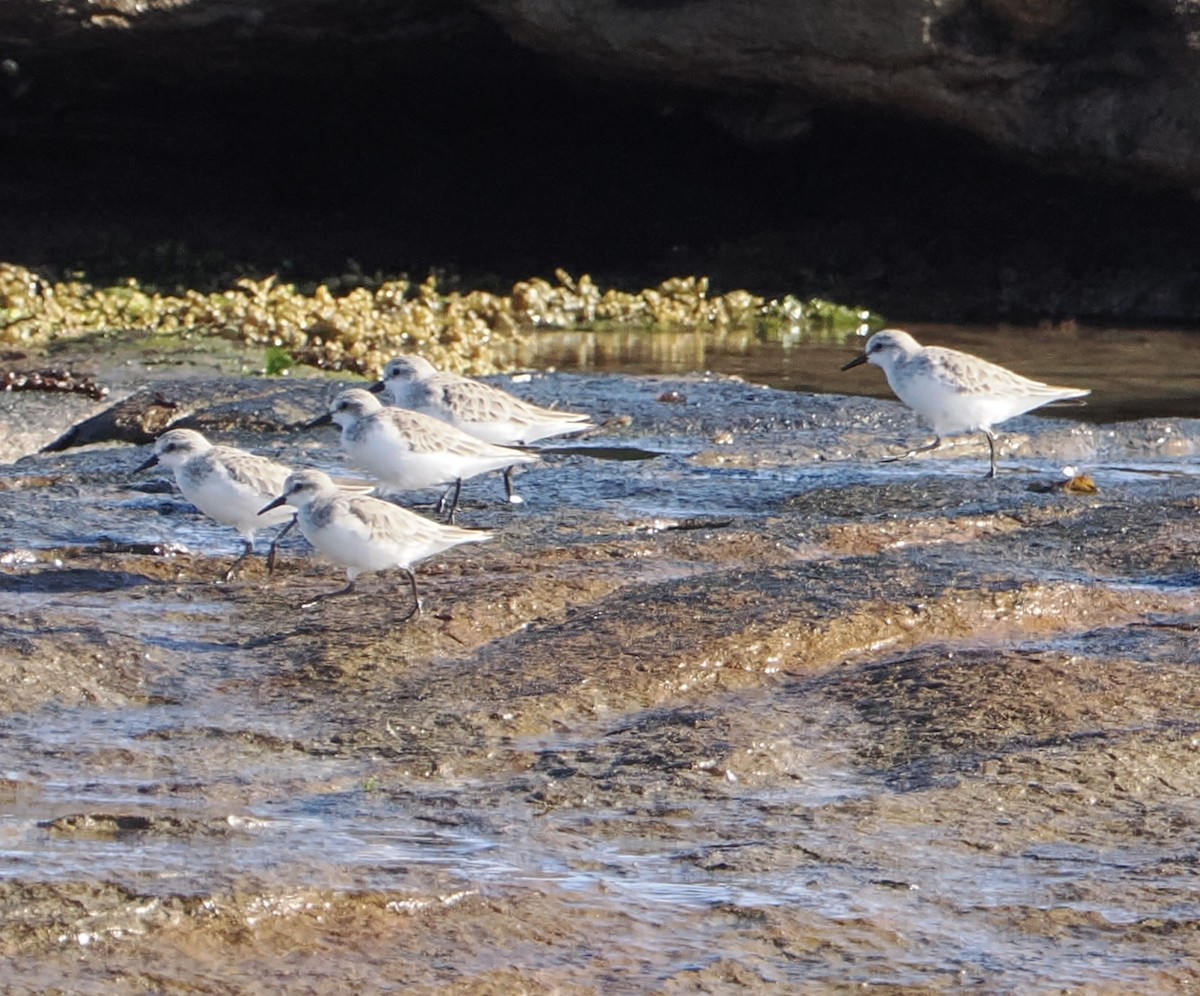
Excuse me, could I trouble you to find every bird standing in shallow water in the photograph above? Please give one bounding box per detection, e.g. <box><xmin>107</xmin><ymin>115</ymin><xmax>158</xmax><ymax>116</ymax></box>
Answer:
<box><xmin>841</xmin><ymin>329</ymin><xmax>1090</xmax><ymax>477</ymax></box>
<box><xmin>373</xmin><ymin>354</ymin><xmax>593</xmax><ymax>501</ymax></box>
<box><xmin>135</xmin><ymin>428</ymin><xmax>295</xmax><ymax>578</ymax></box>
<box><xmin>258</xmin><ymin>468</ymin><xmax>491</xmax><ymax>614</ymax></box>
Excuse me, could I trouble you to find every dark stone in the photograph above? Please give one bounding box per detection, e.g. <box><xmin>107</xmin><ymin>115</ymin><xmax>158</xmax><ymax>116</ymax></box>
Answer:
<box><xmin>3</xmin><ymin>0</ymin><xmax>1200</xmax><ymax>319</ymax></box>
<box><xmin>40</xmin><ymin>378</ymin><xmax>333</xmax><ymax>452</ymax></box>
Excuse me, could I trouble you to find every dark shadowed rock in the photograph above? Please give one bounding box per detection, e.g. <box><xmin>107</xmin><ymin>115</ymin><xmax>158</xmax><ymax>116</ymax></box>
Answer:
<box><xmin>5</xmin><ymin>1</ymin><xmax>1200</xmax><ymax>319</ymax></box>
<box><xmin>40</xmin><ymin>378</ymin><xmax>339</xmax><ymax>452</ymax></box>
<box><xmin>478</xmin><ymin>0</ymin><xmax>1200</xmax><ymax>191</ymax></box>
<box><xmin>6</xmin><ymin>0</ymin><xmax>1200</xmax><ymax>190</ymax></box>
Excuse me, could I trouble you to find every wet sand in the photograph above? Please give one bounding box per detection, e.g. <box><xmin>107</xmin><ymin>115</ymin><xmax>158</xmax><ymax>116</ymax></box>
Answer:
<box><xmin>1</xmin><ymin>367</ymin><xmax>1199</xmax><ymax>992</ymax></box>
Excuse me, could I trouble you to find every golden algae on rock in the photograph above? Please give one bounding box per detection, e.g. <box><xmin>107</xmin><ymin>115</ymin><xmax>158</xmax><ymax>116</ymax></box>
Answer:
<box><xmin>0</xmin><ymin>262</ymin><xmax>868</xmax><ymax>379</ymax></box>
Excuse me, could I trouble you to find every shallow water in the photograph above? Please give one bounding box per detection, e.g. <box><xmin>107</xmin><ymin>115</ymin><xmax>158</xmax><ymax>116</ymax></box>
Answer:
<box><xmin>1</xmin><ymin>334</ymin><xmax>1200</xmax><ymax>990</ymax></box>
<box><xmin>510</xmin><ymin>320</ymin><xmax>1200</xmax><ymax>422</ymax></box>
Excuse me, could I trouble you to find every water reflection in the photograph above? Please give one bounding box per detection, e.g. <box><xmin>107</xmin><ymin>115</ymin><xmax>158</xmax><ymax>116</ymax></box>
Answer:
<box><xmin>505</xmin><ymin>322</ymin><xmax>1200</xmax><ymax>422</ymax></box>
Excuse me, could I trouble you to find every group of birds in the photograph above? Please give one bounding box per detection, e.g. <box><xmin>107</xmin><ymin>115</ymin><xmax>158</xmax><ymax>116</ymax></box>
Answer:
<box><xmin>133</xmin><ymin>330</ymin><xmax>1090</xmax><ymax>616</ymax></box>
<box><xmin>135</xmin><ymin>354</ymin><xmax>595</xmax><ymax>616</ymax></box>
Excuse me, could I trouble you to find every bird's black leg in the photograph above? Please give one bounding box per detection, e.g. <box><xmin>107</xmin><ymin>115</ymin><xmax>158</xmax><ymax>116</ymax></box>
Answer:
<box><xmin>266</xmin><ymin>516</ymin><xmax>297</xmax><ymax>574</ymax></box>
<box><xmin>300</xmin><ymin>579</ymin><xmax>356</xmax><ymax>610</ymax></box>
<box><xmin>882</xmin><ymin>435</ymin><xmax>944</xmax><ymax>464</ymax></box>
<box><xmin>983</xmin><ymin>429</ymin><xmax>998</xmax><ymax>479</ymax></box>
<box><xmin>437</xmin><ymin>479</ymin><xmax>463</xmax><ymax>523</ymax></box>
<box><xmin>397</xmin><ymin>568</ymin><xmax>422</xmax><ymax>622</ymax></box>
<box><xmin>503</xmin><ymin>464</ymin><xmax>521</xmax><ymax>503</ymax></box>
<box><xmin>224</xmin><ymin>540</ymin><xmax>254</xmax><ymax>581</ymax></box>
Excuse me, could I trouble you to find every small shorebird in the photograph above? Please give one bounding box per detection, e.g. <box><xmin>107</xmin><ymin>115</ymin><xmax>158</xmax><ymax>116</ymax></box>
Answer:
<box><xmin>373</xmin><ymin>354</ymin><xmax>593</xmax><ymax>500</ymax></box>
<box><xmin>841</xmin><ymin>329</ymin><xmax>1090</xmax><ymax>477</ymax></box>
<box><xmin>135</xmin><ymin>428</ymin><xmax>295</xmax><ymax>578</ymax></box>
<box><xmin>258</xmin><ymin>468</ymin><xmax>491</xmax><ymax>615</ymax></box>
<box><xmin>306</xmin><ymin>388</ymin><xmax>535</xmax><ymax>519</ymax></box>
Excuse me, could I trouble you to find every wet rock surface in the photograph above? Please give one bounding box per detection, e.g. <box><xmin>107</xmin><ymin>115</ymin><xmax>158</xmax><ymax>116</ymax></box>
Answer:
<box><xmin>1</xmin><ymin>368</ymin><xmax>1199</xmax><ymax>990</ymax></box>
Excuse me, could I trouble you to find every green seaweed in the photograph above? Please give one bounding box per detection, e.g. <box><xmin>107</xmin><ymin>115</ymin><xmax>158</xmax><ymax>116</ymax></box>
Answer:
<box><xmin>264</xmin><ymin>345</ymin><xmax>296</xmax><ymax>376</ymax></box>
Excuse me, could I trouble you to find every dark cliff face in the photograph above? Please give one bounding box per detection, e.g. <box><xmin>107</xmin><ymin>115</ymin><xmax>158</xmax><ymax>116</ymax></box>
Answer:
<box><xmin>1</xmin><ymin>0</ymin><xmax>1199</xmax><ymax>322</ymax></box>
<box><xmin>478</xmin><ymin>0</ymin><xmax>1200</xmax><ymax>188</ymax></box>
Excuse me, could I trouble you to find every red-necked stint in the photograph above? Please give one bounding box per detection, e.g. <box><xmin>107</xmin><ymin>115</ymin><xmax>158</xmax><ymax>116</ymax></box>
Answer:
<box><xmin>135</xmin><ymin>428</ymin><xmax>296</xmax><ymax>578</ymax></box>
<box><xmin>842</xmin><ymin>329</ymin><xmax>1090</xmax><ymax>478</ymax></box>
<box><xmin>259</xmin><ymin>468</ymin><xmax>491</xmax><ymax>615</ymax></box>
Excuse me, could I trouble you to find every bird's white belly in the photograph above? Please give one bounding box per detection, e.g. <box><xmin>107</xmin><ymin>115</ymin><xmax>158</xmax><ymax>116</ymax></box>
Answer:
<box><xmin>450</xmin><ymin>416</ymin><xmax>524</xmax><ymax>446</ymax></box>
<box><xmin>890</xmin><ymin>376</ymin><xmax>1006</xmax><ymax>435</ymax></box>
<box><xmin>472</xmin><ymin>415</ymin><xmax>587</xmax><ymax>446</ymax></box>
<box><xmin>299</xmin><ymin>513</ymin><xmax>400</xmax><ymax>576</ymax></box>
<box><xmin>180</xmin><ymin>473</ymin><xmax>287</xmax><ymax>537</ymax></box>
<box><xmin>350</xmin><ymin>433</ymin><xmax>456</xmax><ymax>490</ymax></box>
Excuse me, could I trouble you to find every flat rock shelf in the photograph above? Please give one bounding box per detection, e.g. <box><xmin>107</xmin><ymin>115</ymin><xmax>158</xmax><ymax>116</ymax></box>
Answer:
<box><xmin>1</xmin><ymin>370</ymin><xmax>1199</xmax><ymax>992</ymax></box>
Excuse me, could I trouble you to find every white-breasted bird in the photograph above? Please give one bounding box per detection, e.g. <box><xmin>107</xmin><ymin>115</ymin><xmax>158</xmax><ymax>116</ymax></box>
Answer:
<box><xmin>306</xmin><ymin>388</ymin><xmax>535</xmax><ymax>519</ymax></box>
<box><xmin>842</xmin><ymin>329</ymin><xmax>1090</xmax><ymax>477</ymax></box>
<box><xmin>258</xmin><ymin>468</ymin><xmax>491</xmax><ymax>615</ymax></box>
<box><xmin>373</xmin><ymin>354</ymin><xmax>593</xmax><ymax>500</ymax></box>
<box><xmin>135</xmin><ymin>428</ymin><xmax>295</xmax><ymax>577</ymax></box>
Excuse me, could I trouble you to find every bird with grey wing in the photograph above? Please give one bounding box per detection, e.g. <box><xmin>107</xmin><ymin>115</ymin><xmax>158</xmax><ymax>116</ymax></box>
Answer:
<box><xmin>842</xmin><ymin>329</ymin><xmax>1090</xmax><ymax>477</ymax></box>
<box><xmin>259</xmin><ymin>469</ymin><xmax>491</xmax><ymax>615</ymax></box>
<box><xmin>134</xmin><ymin>428</ymin><xmax>296</xmax><ymax>578</ymax></box>
<box><xmin>373</xmin><ymin>354</ymin><xmax>593</xmax><ymax>501</ymax></box>
<box><xmin>305</xmin><ymin>388</ymin><xmax>535</xmax><ymax>521</ymax></box>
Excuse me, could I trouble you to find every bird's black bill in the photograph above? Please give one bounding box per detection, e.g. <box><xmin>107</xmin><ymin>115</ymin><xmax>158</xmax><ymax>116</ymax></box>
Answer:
<box><xmin>368</xmin><ymin>381</ymin><xmax>386</xmax><ymax>394</ymax></box>
<box><xmin>258</xmin><ymin>495</ymin><xmax>289</xmax><ymax>516</ymax></box>
<box><xmin>133</xmin><ymin>454</ymin><xmax>159</xmax><ymax>473</ymax></box>
<box><xmin>841</xmin><ymin>354</ymin><xmax>869</xmax><ymax>371</ymax></box>
<box><xmin>302</xmin><ymin>412</ymin><xmax>334</xmax><ymax>429</ymax></box>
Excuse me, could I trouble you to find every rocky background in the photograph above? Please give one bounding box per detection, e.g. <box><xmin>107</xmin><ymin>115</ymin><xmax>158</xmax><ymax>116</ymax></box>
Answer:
<box><xmin>2</xmin><ymin>0</ymin><xmax>1200</xmax><ymax>320</ymax></box>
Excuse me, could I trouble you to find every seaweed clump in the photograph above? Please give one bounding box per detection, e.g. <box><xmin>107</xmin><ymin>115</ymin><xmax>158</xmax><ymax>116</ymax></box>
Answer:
<box><xmin>0</xmin><ymin>263</ymin><xmax>871</xmax><ymax>377</ymax></box>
